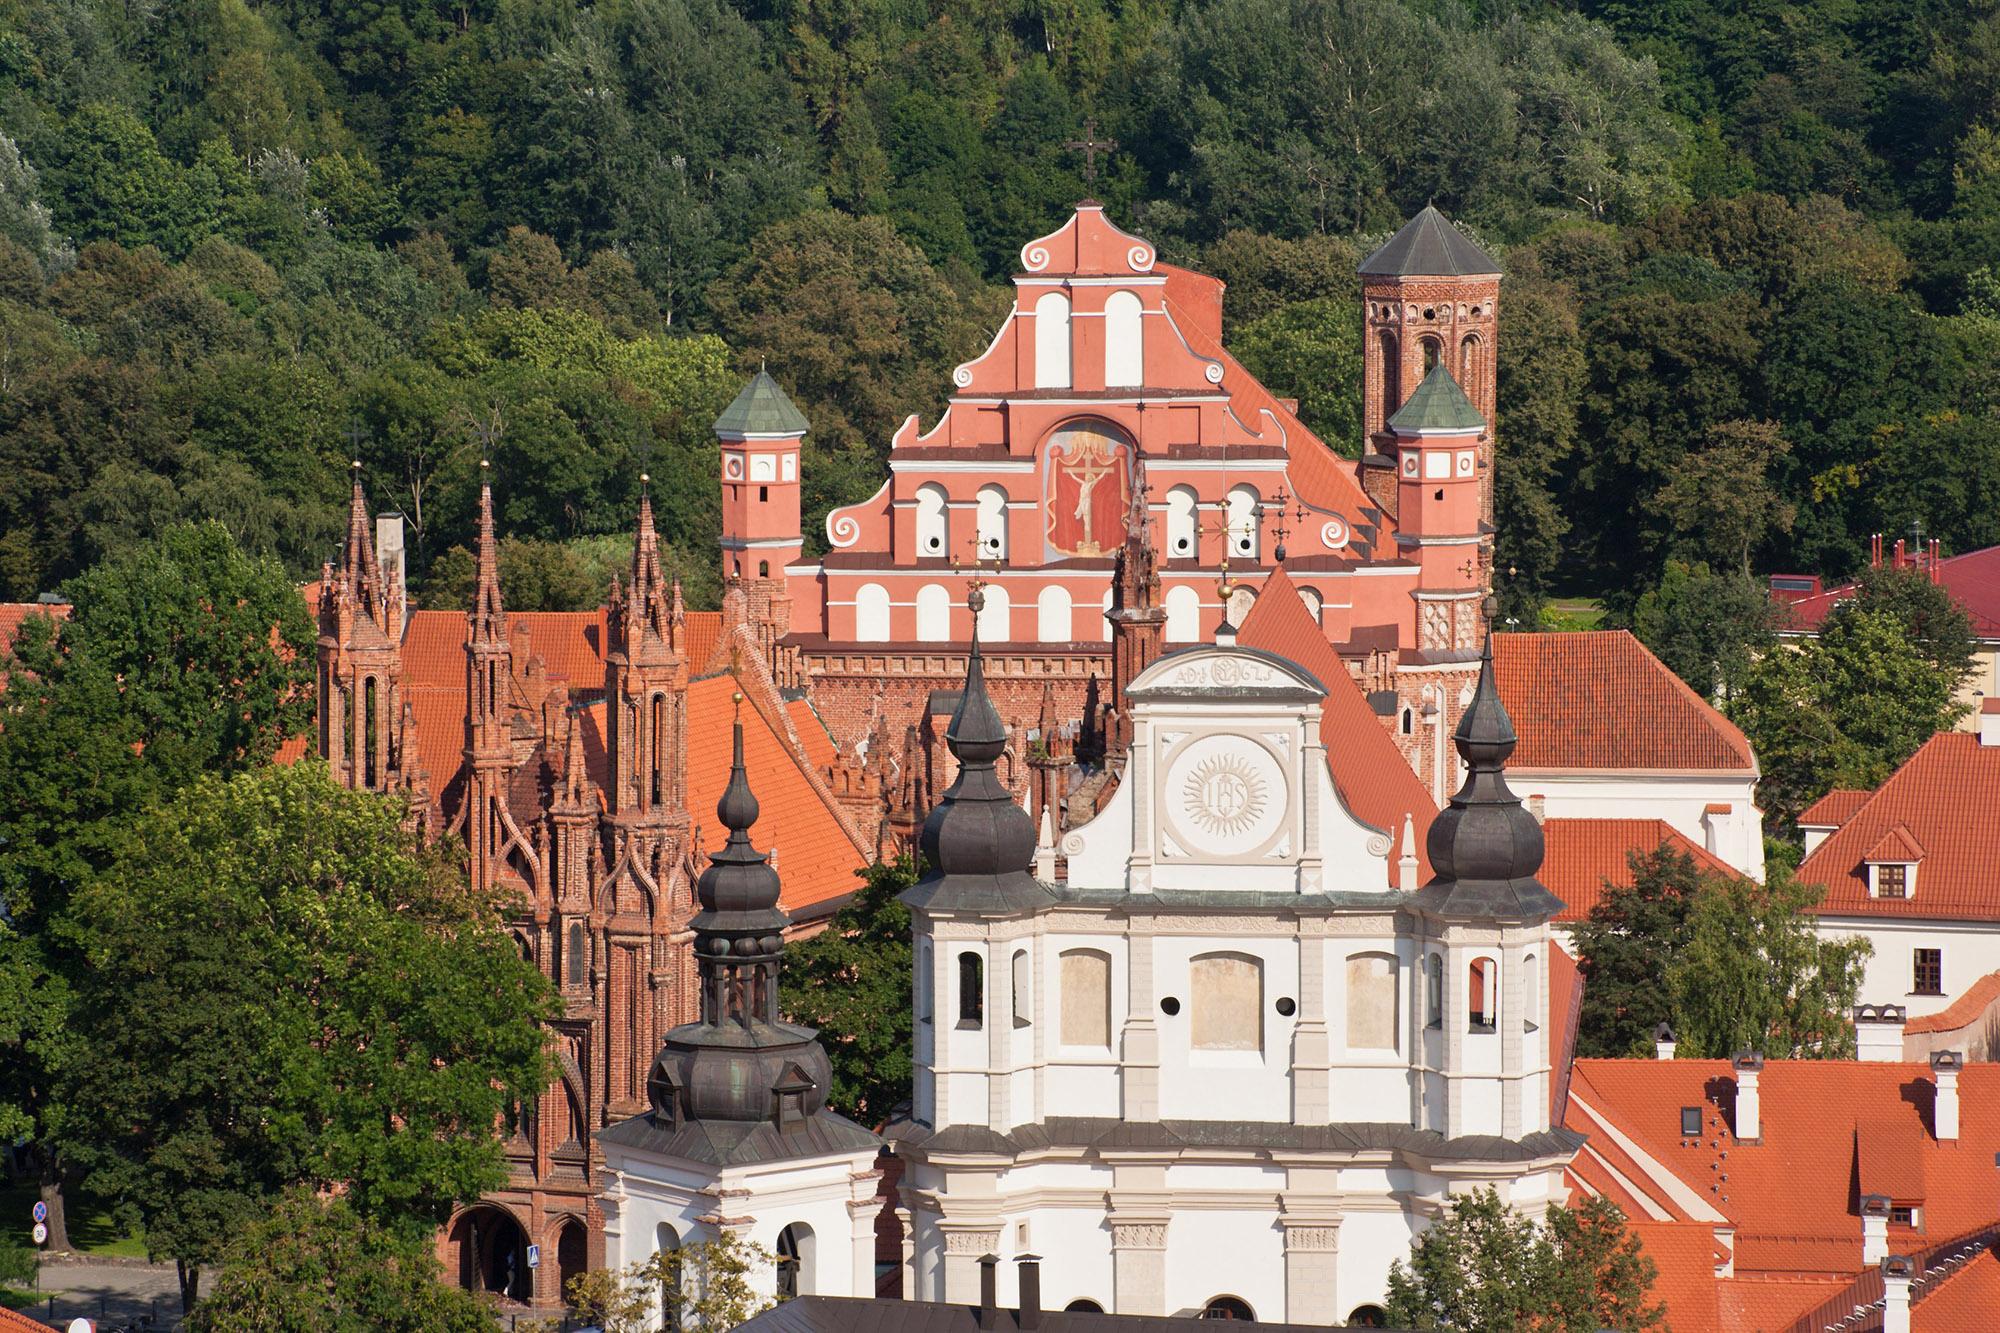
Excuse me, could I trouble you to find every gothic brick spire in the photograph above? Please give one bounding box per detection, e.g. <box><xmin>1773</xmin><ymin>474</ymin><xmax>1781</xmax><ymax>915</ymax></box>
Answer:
<box><xmin>605</xmin><ymin>477</ymin><xmax>690</xmax><ymax>823</ymax></box>
<box><xmin>469</xmin><ymin>461</ymin><xmax>505</xmax><ymax>646</ymax></box>
<box><xmin>318</xmin><ymin>463</ymin><xmax>406</xmax><ymax>794</ymax></box>
<box><xmin>464</xmin><ymin>464</ymin><xmax>516</xmax><ymax>891</ymax></box>
<box><xmin>1104</xmin><ymin>457</ymin><xmax>1165</xmax><ymax>766</ymax></box>
<box><xmin>340</xmin><ymin>460</ymin><xmax>386</xmax><ymax>624</ymax></box>
<box><xmin>625</xmin><ymin>477</ymin><xmax>681</xmax><ymax>667</ymax></box>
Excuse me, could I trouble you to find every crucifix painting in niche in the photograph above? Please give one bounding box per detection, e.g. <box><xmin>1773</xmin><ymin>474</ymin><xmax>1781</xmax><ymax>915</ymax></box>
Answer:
<box><xmin>1043</xmin><ymin>419</ymin><xmax>1132</xmax><ymax>558</ymax></box>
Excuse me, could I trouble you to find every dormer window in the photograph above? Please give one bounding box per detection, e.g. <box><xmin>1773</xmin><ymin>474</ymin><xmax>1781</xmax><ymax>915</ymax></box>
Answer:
<box><xmin>1865</xmin><ymin>825</ymin><xmax>1923</xmax><ymax>900</ymax></box>
<box><xmin>1875</xmin><ymin>863</ymin><xmax>1910</xmax><ymax>899</ymax></box>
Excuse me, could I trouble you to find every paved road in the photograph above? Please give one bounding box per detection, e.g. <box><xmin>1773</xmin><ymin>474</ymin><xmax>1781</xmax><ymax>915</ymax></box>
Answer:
<box><xmin>24</xmin><ymin>1259</ymin><xmax>185</xmax><ymax>1330</ymax></box>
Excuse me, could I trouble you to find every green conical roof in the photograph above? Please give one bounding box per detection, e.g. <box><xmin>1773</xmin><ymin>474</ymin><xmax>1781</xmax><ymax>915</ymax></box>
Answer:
<box><xmin>1388</xmin><ymin>363</ymin><xmax>1485</xmax><ymax>433</ymax></box>
<box><xmin>713</xmin><ymin>370</ymin><xmax>809</xmax><ymax>437</ymax></box>
<box><xmin>1359</xmin><ymin>205</ymin><xmax>1501</xmax><ymax>278</ymax></box>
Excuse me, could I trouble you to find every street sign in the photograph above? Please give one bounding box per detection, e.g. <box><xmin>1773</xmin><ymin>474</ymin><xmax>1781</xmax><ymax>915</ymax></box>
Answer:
<box><xmin>31</xmin><ymin>1200</ymin><xmax>47</xmax><ymax>1223</ymax></box>
<box><xmin>526</xmin><ymin>1243</ymin><xmax>541</xmax><ymax>1269</ymax></box>
<box><xmin>31</xmin><ymin>1222</ymin><xmax>47</xmax><ymax>1245</ymax></box>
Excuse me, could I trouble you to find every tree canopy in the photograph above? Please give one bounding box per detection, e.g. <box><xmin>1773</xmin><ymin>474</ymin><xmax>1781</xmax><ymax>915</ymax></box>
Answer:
<box><xmin>780</xmin><ymin>857</ymin><xmax>917</xmax><ymax>1125</ymax></box>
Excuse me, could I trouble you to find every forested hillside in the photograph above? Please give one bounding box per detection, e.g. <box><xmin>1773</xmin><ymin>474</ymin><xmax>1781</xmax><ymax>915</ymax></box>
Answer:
<box><xmin>1</xmin><ymin>0</ymin><xmax>1995</xmax><ymax>630</ymax></box>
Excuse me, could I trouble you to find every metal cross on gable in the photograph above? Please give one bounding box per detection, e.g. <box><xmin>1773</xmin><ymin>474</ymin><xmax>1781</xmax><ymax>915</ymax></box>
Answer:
<box><xmin>1065</xmin><ymin>118</ymin><xmax>1118</xmax><ymax>187</ymax></box>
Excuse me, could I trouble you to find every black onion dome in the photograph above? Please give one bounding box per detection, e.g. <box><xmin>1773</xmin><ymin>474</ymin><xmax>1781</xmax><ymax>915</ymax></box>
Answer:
<box><xmin>1413</xmin><ymin>635</ymin><xmax>1565</xmax><ymax>921</ymax></box>
<box><xmin>694</xmin><ymin>721</ymin><xmax>786</xmax><ymax>933</ymax></box>
<box><xmin>903</xmin><ymin>593</ymin><xmax>1055</xmax><ymax>914</ymax></box>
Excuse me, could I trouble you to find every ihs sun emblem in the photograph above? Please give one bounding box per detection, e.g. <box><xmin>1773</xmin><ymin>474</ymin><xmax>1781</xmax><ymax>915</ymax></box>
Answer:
<box><xmin>1183</xmin><ymin>754</ymin><xmax>1267</xmax><ymax>838</ymax></box>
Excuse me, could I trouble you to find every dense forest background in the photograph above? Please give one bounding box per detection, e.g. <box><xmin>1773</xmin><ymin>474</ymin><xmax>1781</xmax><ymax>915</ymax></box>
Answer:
<box><xmin>1</xmin><ymin>0</ymin><xmax>1996</xmax><ymax>636</ymax></box>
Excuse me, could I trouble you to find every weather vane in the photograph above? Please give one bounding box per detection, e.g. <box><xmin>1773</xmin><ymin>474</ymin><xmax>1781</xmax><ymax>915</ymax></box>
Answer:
<box><xmin>1065</xmin><ymin>118</ymin><xmax>1118</xmax><ymax>189</ymax></box>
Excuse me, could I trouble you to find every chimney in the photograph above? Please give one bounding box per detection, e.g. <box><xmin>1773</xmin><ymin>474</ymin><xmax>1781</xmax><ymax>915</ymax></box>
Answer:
<box><xmin>1860</xmin><ymin>1194</ymin><xmax>1891</xmax><ymax>1264</ymax></box>
<box><xmin>1881</xmin><ymin>1254</ymin><xmax>1915</xmax><ymax>1333</ymax></box>
<box><xmin>1932</xmin><ymin>1050</ymin><xmax>1962</xmax><ymax>1142</ymax></box>
<box><xmin>376</xmin><ymin>511</ymin><xmax>407</xmax><ymax>612</ymax></box>
<box><xmin>1854</xmin><ymin>1004</ymin><xmax>1908</xmax><ymax>1062</ymax></box>
<box><xmin>1979</xmin><ymin>698</ymin><xmax>2000</xmax><ymax>747</ymax></box>
<box><xmin>1016</xmin><ymin>1254</ymin><xmax>1042</xmax><ymax>1331</ymax></box>
<box><xmin>978</xmin><ymin>1254</ymin><xmax>999</xmax><ymax>1331</ymax></box>
<box><xmin>1654</xmin><ymin>1022</ymin><xmax>1677</xmax><ymax>1060</ymax></box>
<box><xmin>1732</xmin><ymin>1051</ymin><xmax>1764</xmax><ymax>1142</ymax></box>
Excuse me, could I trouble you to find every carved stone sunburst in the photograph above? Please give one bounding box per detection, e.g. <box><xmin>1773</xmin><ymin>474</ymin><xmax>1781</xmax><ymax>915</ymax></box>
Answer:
<box><xmin>1181</xmin><ymin>753</ymin><xmax>1268</xmax><ymax>839</ymax></box>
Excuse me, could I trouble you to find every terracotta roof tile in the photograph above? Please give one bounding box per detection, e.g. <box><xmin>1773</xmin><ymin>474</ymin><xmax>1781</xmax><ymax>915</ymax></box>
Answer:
<box><xmin>1864</xmin><ymin>824</ymin><xmax>1926</xmax><ymax>863</ymax></box>
<box><xmin>1782</xmin><ymin>543</ymin><xmax>2000</xmax><ymax>639</ymax></box>
<box><xmin>1799</xmin><ymin>788</ymin><xmax>1872</xmax><ymax>829</ymax></box>
<box><xmin>1548</xmin><ymin>944</ymin><xmax>1582</xmax><ymax>1122</ymax></box>
<box><xmin>1716</xmin><ymin>1275</ymin><xmax>1852</xmax><ymax>1330</ymax></box>
<box><xmin>0</xmin><ymin>600</ymin><xmax>68</xmax><ymax>657</ymax></box>
<box><xmin>1236</xmin><ymin>568</ymin><xmax>1435</xmax><ymax>882</ymax></box>
<box><xmin>1492</xmin><ymin>632</ymin><xmax>1756</xmax><ymax>772</ymax></box>
<box><xmin>787</xmin><ymin>697</ymin><xmax>838</xmax><ymax>771</ymax></box>
<box><xmin>1798</xmin><ymin>732</ymin><xmax>2000</xmax><ymax>920</ymax></box>
<box><xmin>1540</xmin><ymin>818</ymin><xmax>1740</xmax><ymax>923</ymax></box>
<box><xmin>1626</xmin><ymin>1220</ymin><xmax>1720</xmax><ymax>1331</ymax></box>
<box><xmin>0</xmin><ymin>1308</ymin><xmax>52</xmax><ymax>1331</ymax></box>
<box><xmin>1856</xmin><ymin>1118</ymin><xmax>1926</xmax><ymax>1201</ymax></box>
<box><xmin>1907</xmin><ymin>969</ymin><xmax>2000</xmax><ymax>1035</ymax></box>
<box><xmin>1915</xmin><ymin>1246</ymin><xmax>2000</xmax><ymax>1330</ymax></box>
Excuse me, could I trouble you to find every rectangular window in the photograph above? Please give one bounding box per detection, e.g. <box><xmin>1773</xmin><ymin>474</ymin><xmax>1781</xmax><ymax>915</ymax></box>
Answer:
<box><xmin>1890</xmin><ymin>1206</ymin><xmax>1917</xmax><ymax>1227</ymax></box>
<box><xmin>1914</xmin><ymin>948</ymin><xmax>1943</xmax><ymax>996</ymax></box>
<box><xmin>958</xmin><ymin>951</ymin><xmax>984</xmax><ymax>1029</ymax></box>
<box><xmin>1877</xmin><ymin>863</ymin><xmax>1909</xmax><ymax>898</ymax></box>
<box><xmin>1680</xmin><ymin>1107</ymin><xmax>1703</xmax><ymax>1137</ymax></box>
<box><xmin>1059</xmin><ymin>950</ymin><xmax>1112</xmax><ymax>1047</ymax></box>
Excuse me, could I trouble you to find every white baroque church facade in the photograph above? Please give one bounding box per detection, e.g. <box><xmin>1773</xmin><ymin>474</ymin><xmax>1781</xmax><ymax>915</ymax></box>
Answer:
<box><xmin>886</xmin><ymin>595</ymin><xmax>1576</xmax><ymax>1325</ymax></box>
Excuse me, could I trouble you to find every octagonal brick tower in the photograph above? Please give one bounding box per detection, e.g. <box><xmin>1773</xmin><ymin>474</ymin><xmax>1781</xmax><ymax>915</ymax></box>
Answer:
<box><xmin>1358</xmin><ymin>206</ymin><xmax>1501</xmax><ymax>528</ymax></box>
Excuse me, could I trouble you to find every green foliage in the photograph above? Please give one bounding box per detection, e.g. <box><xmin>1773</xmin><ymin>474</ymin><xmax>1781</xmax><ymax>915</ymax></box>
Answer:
<box><xmin>54</xmin><ymin>762</ymin><xmax>558</xmax><ymax>1302</ymax></box>
<box><xmin>1573</xmin><ymin>847</ymin><xmax>1709</xmax><ymax>1059</ymax></box>
<box><xmin>1230</xmin><ymin>297</ymin><xmax>1362</xmax><ymax>452</ymax></box>
<box><xmin>1384</xmin><ymin>1188</ymin><xmax>1664</xmax><ymax>1332</ymax></box>
<box><xmin>1630</xmin><ymin>560</ymin><xmax>1775</xmax><ymax>700</ymax></box>
<box><xmin>653</xmin><ymin>1233</ymin><xmax>777</xmax><ymax>1333</ymax></box>
<box><xmin>780</xmin><ymin>857</ymin><xmax>916</xmax><ymax>1125</ymax></box>
<box><xmin>1730</xmin><ymin>605</ymin><xmax>1967</xmax><ymax>829</ymax></box>
<box><xmin>0</xmin><ymin>1235</ymin><xmax>33</xmax><ymax>1287</ymax></box>
<box><xmin>188</xmin><ymin>1193</ymin><xmax>501</xmax><ymax>1333</ymax></box>
<box><xmin>1669</xmin><ymin>867</ymin><xmax>1871</xmax><ymax>1059</ymax></box>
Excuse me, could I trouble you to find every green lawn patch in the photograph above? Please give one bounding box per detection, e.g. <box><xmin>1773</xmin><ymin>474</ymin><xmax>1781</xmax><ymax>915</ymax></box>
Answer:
<box><xmin>0</xmin><ymin>1182</ymin><xmax>148</xmax><ymax>1259</ymax></box>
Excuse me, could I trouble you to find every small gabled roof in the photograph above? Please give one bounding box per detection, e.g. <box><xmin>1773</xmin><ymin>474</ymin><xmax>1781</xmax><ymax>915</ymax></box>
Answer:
<box><xmin>1387</xmin><ymin>363</ymin><xmax>1485</xmax><ymax>433</ymax></box>
<box><xmin>714</xmin><ymin>369</ymin><xmax>809</xmax><ymax>437</ymax></box>
<box><xmin>1358</xmin><ymin>204</ymin><xmax>1501</xmax><ymax>278</ymax></box>
<box><xmin>1799</xmin><ymin>787</ymin><xmax>1871</xmax><ymax>829</ymax></box>
<box><xmin>1864</xmin><ymin>823</ymin><xmax>1925</xmax><ymax>864</ymax></box>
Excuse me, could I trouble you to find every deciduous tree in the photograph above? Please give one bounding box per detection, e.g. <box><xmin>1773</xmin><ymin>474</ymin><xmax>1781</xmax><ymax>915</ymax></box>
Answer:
<box><xmin>780</xmin><ymin>858</ymin><xmax>916</xmax><ymax>1125</ymax></box>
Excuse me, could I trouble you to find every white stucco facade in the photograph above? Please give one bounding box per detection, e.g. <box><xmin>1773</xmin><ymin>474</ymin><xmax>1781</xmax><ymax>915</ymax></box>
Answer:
<box><xmin>897</xmin><ymin>646</ymin><xmax>1575</xmax><ymax>1326</ymax></box>
<box><xmin>1816</xmin><ymin>914</ymin><xmax>2000</xmax><ymax>1020</ymax></box>
<box><xmin>1515</xmin><ymin>769</ymin><xmax>1766</xmax><ymax>881</ymax></box>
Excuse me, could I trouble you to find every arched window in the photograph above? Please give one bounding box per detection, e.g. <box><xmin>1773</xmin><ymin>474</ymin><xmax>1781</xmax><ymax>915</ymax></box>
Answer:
<box><xmin>1035</xmin><ymin>292</ymin><xmax>1071</xmax><ymax>389</ymax></box>
<box><xmin>656</xmin><ymin>1224</ymin><xmax>682</xmax><ymax>1332</ymax></box>
<box><xmin>1036</xmin><ymin>585</ymin><xmax>1073</xmax><ymax>642</ymax></box>
<box><xmin>976</xmin><ymin>485</ymin><xmax>1009</xmax><ymax>559</ymax></box>
<box><xmin>918</xmin><ymin>942</ymin><xmax>933</xmax><ymax>1024</ymax></box>
<box><xmin>976</xmin><ymin>585</ymin><xmax>1010</xmax><ymax>643</ymax></box>
<box><xmin>1346</xmin><ymin>952</ymin><xmax>1399</xmax><ymax>1051</ymax></box>
<box><xmin>362</xmin><ymin>675</ymin><xmax>379</xmax><ymax>788</ymax></box>
<box><xmin>1378</xmin><ymin>330</ymin><xmax>1400</xmax><ymax>420</ymax></box>
<box><xmin>776</xmin><ymin>1223</ymin><xmax>815</xmax><ymax>1299</ymax></box>
<box><xmin>915</xmin><ymin>584</ymin><xmax>951</xmax><ymax>643</ymax></box>
<box><xmin>1523</xmin><ymin>952</ymin><xmax>1540</xmax><ymax>1032</ymax></box>
<box><xmin>1100</xmin><ymin>588</ymin><xmax>1114</xmax><ymax>642</ymax></box>
<box><xmin>1060</xmin><ymin>948</ymin><xmax>1112</xmax><ymax>1048</ymax></box>
<box><xmin>1012</xmin><ymin>949</ymin><xmax>1031</xmax><ymax>1028</ymax></box>
<box><xmin>915</xmin><ymin>483</ymin><xmax>949</xmax><ymax>557</ymax></box>
<box><xmin>1459</xmin><ymin>334</ymin><xmax>1483</xmax><ymax>408</ymax></box>
<box><xmin>1065</xmin><ymin>1300</ymin><xmax>1104</xmax><ymax>1314</ymax></box>
<box><xmin>958</xmin><ymin>951</ymin><xmax>984</xmax><ymax>1029</ymax></box>
<box><xmin>1421</xmin><ymin>335</ymin><xmax>1442</xmax><ymax>373</ymax></box>
<box><xmin>566</xmin><ymin>921</ymin><xmax>586</xmax><ymax>987</ymax></box>
<box><xmin>1104</xmin><ymin>290</ymin><xmax>1143</xmax><ymax>386</ymax></box>
<box><xmin>757</xmin><ymin>559</ymin><xmax>769</xmax><ymax>577</ymax></box>
<box><xmin>1347</xmin><ymin>1305</ymin><xmax>1388</xmax><ymax>1329</ymax></box>
<box><xmin>1190</xmin><ymin>952</ymin><xmax>1262</xmax><ymax>1052</ymax></box>
<box><xmin>650</xmin><ymin>692</ymin><xmax>666</xmax><ymax>805</ymax></box>
<box><xmin>1226</xmin><ymin>485</ymin><xmax>1260</xmax><ymax>559</ymax></box>
<box><xmin>1164</xmin><ymin>584</ymin><xmax>1201</xmax><ymax>643</ymax></box>
<box><xmin>1469</xmin><ymin>957</ymin><xmax>1497</xmax><ymax>1032</ymax></box>
<box><xmin>1298</xmin><ymin>587</ymin><xmax>1323</xmax><ymax>620</ymax></box>
<box><xmin>1201</xmin><ymin>1296</ymin><xmax>1255</xmax><ymax>1320</ymax></box>
<box><xmin>556</xmin><ymin>1221</ymin><xmax>588</xmax><ymax>1310</ymax></box>
<box><xmin>1400</xmin><ymin>706</ymin><xmax>1414</xmax><ymax>736</ymax></box>
<box><xmin>1166</xmin><ymin>486</ymin><xmax>1198</xmax><ymax>558</ymax></box>
<box><xmin>1426</xmin><ymin>953</ymin><xmax>1444</xmax><ymax>1029</ymax></box>
<box><xmin>854</xmin><ymin>583</ymin><xmax>891</xmax><ymax>642</ymax></box>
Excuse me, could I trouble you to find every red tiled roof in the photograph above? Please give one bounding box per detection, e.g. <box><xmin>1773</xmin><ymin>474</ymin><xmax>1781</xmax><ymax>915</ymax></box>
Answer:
<box><xmin>1540</xmin><ymin>817</ymin><xmax>1740</xmax><ymax>923</ymax></box>
<box><xmin>1799</xmin><ymin>788</ymin><xmax>1871</xmax><ymax>829</ymax></box>
<box><xmin>0</xmin><ymin>1309</ymin><xmax>51</xmax><ymax>1331</ymax></box>
<box><xmin>1626</xmin><ymin>1220</ymin><xmax>1720</xmax><ymax>1332</ymax></box>
<box><xmin>787</xmin><ymin>697</ymin><xmax>837</xmax><ymax>771</ymax></box>
<box><xmin>1799</xmin><ymin>732</ymin><xmax>2000</xmax><ymax>920</ymax></box>
<box><xmin>1548</xmin><ymin>944</ymin><xmax>1582</xmax><ymax>1122</ymax></box>
<box><xmin>1782</xmin><ymin>544</ymin><xmax>2000</xmax><ymax>639</ymax></box>
<box><xmin>1906</xmin><ymin>969</ymin><xmax>2000</xmax><ymax>1035</ymax></box>
<box><xmin>1493</xmin><ymin>632</ymin><xmax>1757</xmax><ymax>772</ymax></box>
<box><xmin>1237</xmin><ymin>567</ymin><xmax>1436</xmax><ymax>881</ymax></box>
<box><xmin>1567</xmin><ymin>1060</ymin><xmax>2000</xmax><ymax>1281</ymax></box>
<box><xmin>1864</xmin><ymin>823</ymin><xmax>1925</xmax><ymax>863</ymax></box>
<box><xmin>1716</xmin><ymin>1276</ymin><xmax>1851</xmax><ymax>1330</ymax></box>
<box><xmin>1916</xmin><ymin>1246</ymin><xmax>2000</xmax><ymax>1330</ymax></box>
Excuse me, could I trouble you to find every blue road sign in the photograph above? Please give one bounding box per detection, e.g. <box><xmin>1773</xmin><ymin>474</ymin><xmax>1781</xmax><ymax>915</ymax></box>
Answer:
<box><xmin>526</xmin><ymin>1243</ymin><xmax>541</xmax><ymax>1269</ymax></box>
<box><xmin>31</xmin><ymin>1200</ymin><xmax>47</xmax><ymax>1223</ymax></box>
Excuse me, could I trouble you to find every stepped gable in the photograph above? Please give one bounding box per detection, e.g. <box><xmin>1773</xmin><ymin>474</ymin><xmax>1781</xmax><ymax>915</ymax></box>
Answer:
<box><xmin>1799</xmin><ymin>731</ymin><xmax>2000</xmax><ymax>920</ymax></box>
<box><xmin>1413</xmin><ymin>631</ymin><xmax>1563</xmax><ymax>920</ymax></box>
<box><xmin>1358</xmin><ymin>204</ymin><xmax>1502</xmax><ymax>277</ymax></box>
<box><xmin>1493</xmin><ymin>631</ymin><xmax>1755</xmax><ymax>772</ymax></box>
<box><xmin>1234</xmin><ymin>566</ymin><xmax>1436</xmax><ymax>882</ymax></box>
